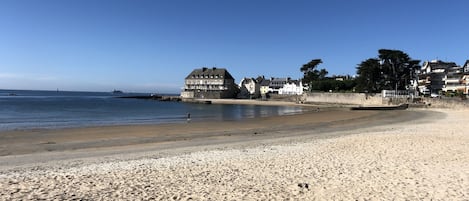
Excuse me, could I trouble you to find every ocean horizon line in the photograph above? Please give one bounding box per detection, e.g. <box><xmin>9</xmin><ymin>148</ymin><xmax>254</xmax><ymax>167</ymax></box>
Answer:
<box><xmin>0</xmin><ymin>88</ymin><xmax>180</xmax><ymax>96</ymax></box>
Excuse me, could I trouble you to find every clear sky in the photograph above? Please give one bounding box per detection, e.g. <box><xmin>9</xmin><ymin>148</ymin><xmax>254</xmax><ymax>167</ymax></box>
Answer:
<box><xmin>1</xmin><ymin>0</ymin><xmax>468</xmax><ymax>93</ymax></box>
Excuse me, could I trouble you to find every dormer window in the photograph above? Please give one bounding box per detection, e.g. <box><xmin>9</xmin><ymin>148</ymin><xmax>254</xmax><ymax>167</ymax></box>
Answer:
<box><xmin>210</xmin><ymin>75</ymin><xmax>214</xmax><ymax>78</ymax></box>
<box><xmin>215</xmin><ymin>75</ymin><xmax>219</xmax><ymax>78</ymax></box>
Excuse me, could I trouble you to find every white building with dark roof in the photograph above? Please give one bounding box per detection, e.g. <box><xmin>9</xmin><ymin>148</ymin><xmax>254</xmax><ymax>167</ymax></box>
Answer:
<box><xmin>418</xmin><ymin>60</ymin><xmax>457</xmax><ymax>95</ymax></box>
<box><xmin>278</xmin><ymin>80</ymin><xmax>303</xmax><ymax>95</ymax></box>
<box><xmin>443</xmin><ymin>65</ymin><xmax>464</xmax><ymax>93</ymax></box>
<box><xmin>238</xmin><ymin>77</ymin><xmax>260</xmax><ymax>99</ymax></box>
<box><xmin>268</xmin><ymin>77</ymin><xmax>303</xmax><ymax>95</ymax></box>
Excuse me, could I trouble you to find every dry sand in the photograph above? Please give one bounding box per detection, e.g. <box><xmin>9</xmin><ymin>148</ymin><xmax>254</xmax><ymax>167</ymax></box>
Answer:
<box><xmin>0</xmin><ymin>108</ymin><xmax>468</xmax><ymax>200</ymax></box>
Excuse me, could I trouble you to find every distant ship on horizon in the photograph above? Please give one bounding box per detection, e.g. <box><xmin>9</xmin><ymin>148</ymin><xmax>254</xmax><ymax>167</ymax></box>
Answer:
<box><xmin>112</xmin><ymin>89</ymin><xmax>124</xmax><ymax>94</ymax></box>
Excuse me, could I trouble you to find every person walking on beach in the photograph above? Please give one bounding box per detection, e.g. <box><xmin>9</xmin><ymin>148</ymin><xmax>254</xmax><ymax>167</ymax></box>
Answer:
<box><xmin>187</xmin><ymin>112</ymin><xmax>191</xmax><ymax>123</ymax></box>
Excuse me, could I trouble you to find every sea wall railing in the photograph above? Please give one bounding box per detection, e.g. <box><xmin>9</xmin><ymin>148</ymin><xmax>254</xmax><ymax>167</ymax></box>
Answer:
<box><xmin>381</xmin><ymin>90</ymin><xmax>411</xmax><ymax>98</ymax></box>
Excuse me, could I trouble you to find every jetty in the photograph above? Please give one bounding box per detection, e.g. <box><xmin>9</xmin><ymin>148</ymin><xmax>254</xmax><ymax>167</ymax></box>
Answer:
<box><xmin>118</xmin><ymin>95</ymin><xmax>182</xmax><ymax>102</ymax></box>
<box><xmin>181</xmin><ymin>99</ymin><xmax>212</xmax><ymax>104</ymax></box>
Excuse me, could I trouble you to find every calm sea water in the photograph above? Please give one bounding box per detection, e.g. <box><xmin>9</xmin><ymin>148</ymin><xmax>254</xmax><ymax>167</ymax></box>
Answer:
<box><xmin>0</xmin><ymin>89</ymin><xmax>304</xmax><ymax>131</ymax></box>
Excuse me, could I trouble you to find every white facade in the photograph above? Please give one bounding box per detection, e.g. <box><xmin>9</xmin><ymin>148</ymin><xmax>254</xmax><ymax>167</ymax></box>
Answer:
<box><xmin>239</xmin><ymin>78</ymin><xmax>259</xmax><ymax>97</ymax></box>
<box><xmin>443</xmin><ymin>66</ymin><xmax>464</xmax><ymax>93</ymax></box>
<box><xmin>278</xmin><ymin>81</ymin><xmax>303</xmax><ymax>95</ymax></box>
<box><xmin>418</xmin><ymin>60</ymin><xmax>456</xmax><ymax>95</ymax></box>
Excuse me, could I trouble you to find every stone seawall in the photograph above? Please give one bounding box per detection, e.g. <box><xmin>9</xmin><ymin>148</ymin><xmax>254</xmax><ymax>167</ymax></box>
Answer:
<box><xmin>279</xmin><ymin>93</ymin><xmax>469</xmax><ymax>109</ymax></box>
<box><xmin>304</xmin><ymin>92</ymin><xmax>383</xmax><ymax>106</ymax></box>
<box><xmin>421</xmin><ymin>97</ymin><xmax>469</xmax><ymax>109</ymax></box>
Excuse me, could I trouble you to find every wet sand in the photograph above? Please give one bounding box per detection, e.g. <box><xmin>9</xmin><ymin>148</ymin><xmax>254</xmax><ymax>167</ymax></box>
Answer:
<box><xmin>0</xmin><ymin>107</ymin><xmax>388</xmax><ymax>164</ymax></box>
<box><xmin>1</xmin><ymin>105</ymin><xmax>467</xmax><ymax>200</ymax></box>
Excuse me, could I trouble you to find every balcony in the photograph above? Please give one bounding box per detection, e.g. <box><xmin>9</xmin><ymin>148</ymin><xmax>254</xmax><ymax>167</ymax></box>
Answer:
<box><xmin>445</xmin><ymin>79</ymin><xmax>460</xmax><ymax>84</ymax></box>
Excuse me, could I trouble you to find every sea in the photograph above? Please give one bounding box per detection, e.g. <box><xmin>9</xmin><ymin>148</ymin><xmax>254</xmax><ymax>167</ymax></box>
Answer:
<box><xmin>0</xmin><ymin>89</ymin><xmax>304</xmax><ymax>131</ymax></box>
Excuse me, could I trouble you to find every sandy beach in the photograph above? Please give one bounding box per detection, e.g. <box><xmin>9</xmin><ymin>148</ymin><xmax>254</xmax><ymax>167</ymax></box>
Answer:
<box><xmin>0</xmin><ymin>105</ymin><xmax>468</xmax><ymax>200</ymax></box>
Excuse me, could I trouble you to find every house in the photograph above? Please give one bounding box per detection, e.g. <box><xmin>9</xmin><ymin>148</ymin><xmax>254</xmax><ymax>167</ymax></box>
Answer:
<box><xmin>268</xmin><ymin>77</ymin><xmax>289</xmax><ymax>94</ymax></box>
<box><xmin>259</xmin><ymin>79</ymin><xmax>271</xmax><ymax>99</ymax></box>
<box><xmin>181</xmin><ymin>67</ymin><xmax>238</xmax><ymax>99</ymax></box>
<box><xmin>238</xmin><ymin>77</ymin><xmax>261</xmax><ymax>99</ymax></box>
<box><xmin>418</xmin><ymin>60</ymin><xmax>457</xmax><ymax>95</ymax></box>
<box><xmin>278</xmin><ymin>80</ymin><xmax>303</xmax><ymax>95</ymax></box>
<box><xmin>463</xmin><ymin>60</ymin><xmax>469</xmax><ymax>73</ymax></box>
<box><xmin>267</xmin><ymin>77</ymin><xmax>303</xmax><ymax>95</ymax></box>
<box><xmin>443</xmin><ymin>65</ymin><xmax>464</xmax><ymax>94</ymax></box>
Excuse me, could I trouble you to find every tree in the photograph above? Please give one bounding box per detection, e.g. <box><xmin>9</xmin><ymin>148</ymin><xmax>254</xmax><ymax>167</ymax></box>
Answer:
<box><xmin>377</xmin><ymin>49</ymin><xmax>420</xmax><ymax>91</ymax></box>
<box><xmin>356</xmin><ymin>59</ymin><xmax>382</xmax><ymax>93</ymax></box>
<box><xmin>356</xmin><ymin>49</ymin><xmax>420</xmax><ymax>93</ymax></box>
<box><xmin>300</xmin><ymin>59</ymin><xmax>328</xmax><ymax>90</ymax></box>
<box><xmin>309</xmin><ymin>77</ymin><xmax>357</xmax><ymax>92</ymax></box>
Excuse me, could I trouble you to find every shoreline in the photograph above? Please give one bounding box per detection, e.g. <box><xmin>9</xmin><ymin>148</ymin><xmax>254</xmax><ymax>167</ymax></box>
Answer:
<box><xmin>0</xmin><ymin>108</ymin><xmax>363</xmax><ymax>156</ymax></box>
<box><xmin>2</xmin><ymin>108</ymin><xmax>464</xmax><ymax>200</ymax></box>
<box><xmin>0</xmin><ymin>98</ymin><xmax>315</xmax><ymax>133</ymax></box>
<box><xmin>0</xmin><ymin>106</ymin><xmax>435</xmax><ymax>169</ymax></box>
<box><xmin>195</xmin><ymin>98</ymin><xmax>359</xmax><ymax>108</ymax></box>
<box><xmin>0</xmin><ymin>99</ymin><xmax>341</xmax><ymax>158</ymax></box>
<box><xmin>2</xmin><ymin>108</ymin><xmax>467</xmax><ymax>200</ymax></box>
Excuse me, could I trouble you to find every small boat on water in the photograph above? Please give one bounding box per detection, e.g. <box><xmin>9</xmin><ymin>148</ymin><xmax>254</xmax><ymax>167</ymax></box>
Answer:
<box><xmin>350</xmin><ymin>104</ymin><xmax>408</xmax><ymax>111</ymax></box>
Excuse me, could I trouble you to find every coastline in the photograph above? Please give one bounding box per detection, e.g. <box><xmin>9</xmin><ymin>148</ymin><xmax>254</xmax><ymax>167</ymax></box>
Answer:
<box><xmin>0</xmin><ymin>107</ymin><xmax>373</xmax><ymax>161</ymax></box>
<box><xmin>0</xmin><ymin>100</ymin><xmax>425</xmax><ymax>167</ymax></box>
<box><xmin>2</xmin><ymin>104</ymin><xmax>468</xmax><ymax>199</ymax></box>
<box><xmin>0</xmin><ymin>99</ymin><xmax>345</xmax><ymax>158</ymax></box>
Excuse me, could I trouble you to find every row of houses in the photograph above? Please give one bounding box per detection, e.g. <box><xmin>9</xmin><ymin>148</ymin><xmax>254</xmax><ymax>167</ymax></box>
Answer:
<box><xmin>238</xmin><ymin>77</ymin><xmax>303</xmax><ymax>99</ymax></box>
<box><xmin>180</xmin><ymin>59</ymin><xmax>469</xmax><ymax>100</ymax></box>
<box><xmin>180</xmin><ymin>67</ymin><xmax>303</xmax><ymax>99</ymax></box>
<box><xmin>413</xmin><ymin>60</ymin><xmax>469</xmax><ymax>96</ymax></box>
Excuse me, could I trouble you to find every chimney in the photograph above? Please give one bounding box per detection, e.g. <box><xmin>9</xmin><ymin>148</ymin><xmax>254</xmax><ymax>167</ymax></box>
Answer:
<box><xmin>202</xmin><ymin>67</ymin><xmax>208</xmax><ymax>71</ymax></box>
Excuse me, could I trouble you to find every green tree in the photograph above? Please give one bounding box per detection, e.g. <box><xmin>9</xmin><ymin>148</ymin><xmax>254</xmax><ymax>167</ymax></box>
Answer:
<box><xmin>310</xmin><ymin>78</ymin><xmax>356</xmax><ymax>92</ymax></box>
<box><xmin>356</xmin><ymin>49</ymin><xmax>420</xmax><ymax>93</ymax></box>
<box><xmin>300</xmin><ymin>59</ymin><xmax>328</xmax><ymax>90</ymax></box>
<box><xmin>378</xmin><ymin>49</ymin><xmax>420</xmax><ymax>91</ymax></box>
<box><xmin>356</xmin><ymin>59</ymin><xmax>382</xmax><ymax>93</ymax></box>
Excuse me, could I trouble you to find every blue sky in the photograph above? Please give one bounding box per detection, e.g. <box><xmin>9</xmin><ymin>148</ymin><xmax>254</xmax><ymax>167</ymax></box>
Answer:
<box><xmin>0</xmin><ymin>0</ymin><xmax>468</xmax><ymax>93</ymax></box>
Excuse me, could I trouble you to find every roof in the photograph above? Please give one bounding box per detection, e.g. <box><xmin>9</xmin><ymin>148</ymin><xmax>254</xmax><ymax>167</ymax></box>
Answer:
<box><xmin>239</xmin><ymin>77</ymin><xmax>257</xmax><ymax>85</ymax></box>
<box><xmin>287</xmin><ymin>80</ymin><xmax>301</xmax><ymax>85</ymax></box>
<box><xmin>424</xmin><ymin>60</ymin><xmax>458</xmax><ymax>69</ymax></box>
<box><xmin>271</xmin><ymin>77</ymin><xmax>289</xmax><ymax>82</ymax></box>
<box><xmin>464</xmin><ymin>60</ymin><xmax>469</xmax><ymax>67</ymax></box>
<box><xmin>259</xmin><ymin>79</ymin><xmax>270</xmax><ymax>86</ymax></box>
<box><xmin>185</xmin><ymin>67</ymin><xmax>235</xmax><ymax>80</ymax></box>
